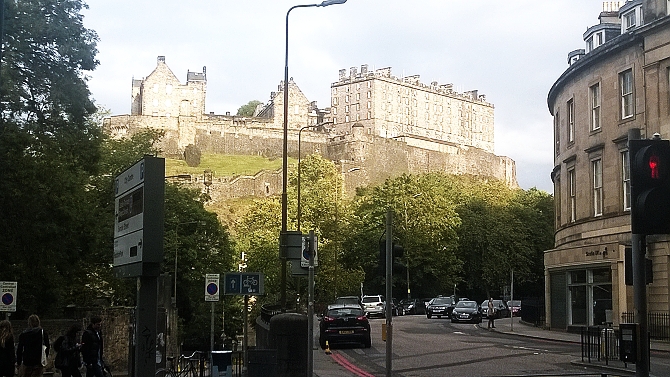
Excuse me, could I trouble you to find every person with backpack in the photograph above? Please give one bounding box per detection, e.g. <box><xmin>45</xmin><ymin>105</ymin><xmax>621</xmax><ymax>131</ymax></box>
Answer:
<box><xmin>16</xmin><ymin>314</ymin><xmax>49</xmax><ymax>377</ymax></box>
<box><xmin>55</xmin><ymin>325</ymin><xmax>82</xmax><ymax>377</ymax></box>
<box><xmin>80</xmin><ymin>317</ymin><xmax>103</xmax><ymax>377</ymax></box>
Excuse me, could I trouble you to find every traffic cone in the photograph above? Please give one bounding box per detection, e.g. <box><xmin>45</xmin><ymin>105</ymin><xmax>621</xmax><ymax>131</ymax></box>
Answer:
<box><xmin>325</xmin><ymin>340</ymin><xmax>332</xmax><ymax>355</ymax></box>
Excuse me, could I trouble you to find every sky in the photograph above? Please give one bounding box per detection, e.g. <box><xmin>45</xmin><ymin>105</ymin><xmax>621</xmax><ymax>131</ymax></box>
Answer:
<box><xmin>82</xmin><ymin>0</ymin><xmax>610</xmax><ymax>193</ymax></box>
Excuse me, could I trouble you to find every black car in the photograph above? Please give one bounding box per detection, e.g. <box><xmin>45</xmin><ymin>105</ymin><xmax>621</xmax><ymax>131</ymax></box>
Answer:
<box><xmin>319</xmin><ymin>304</ymin><xmax>371</xmax><ymax>349</ymax></box>
<box><xmin>400</xmin><ymin>298</ymin><xmax>425</xmax><ymax>315</ymax></box>
<box><xmin>426</xmin><ymin>297</ymin><xmax>455</xmax><ymax>319</ymax></box>
<box><xmin>450</xmin><ymin>300</ymin><xmax>482</xmax><ymax>323</ymax></box>
<box><xmin>480</xmin><ymin>299</ymin><xmax>510</xmax><ymax>319</ymax></box>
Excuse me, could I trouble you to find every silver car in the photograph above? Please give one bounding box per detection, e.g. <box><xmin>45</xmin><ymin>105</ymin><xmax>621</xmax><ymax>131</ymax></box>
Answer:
<box><xmin>361</xmin><ymin>295</ymin><xmax>385</xmax><ymax>318</ymax></box>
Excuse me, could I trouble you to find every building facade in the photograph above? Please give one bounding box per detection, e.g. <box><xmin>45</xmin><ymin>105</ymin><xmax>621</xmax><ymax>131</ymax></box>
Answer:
<box><xmin>546</xmin><ymin>0</ymin><xmax>670</xmax><ymax>330</ymax></box>
<box><xmin>105</xmin><ymin>58</ymin><xmax>517</xmax><ymax>198</ymax></box>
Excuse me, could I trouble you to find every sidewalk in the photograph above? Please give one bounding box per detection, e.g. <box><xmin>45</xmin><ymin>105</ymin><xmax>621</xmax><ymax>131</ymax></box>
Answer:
<box><xmin>483</xmin><ymin>316</ymin><xmax>670</xmax><ymax>376</ymax></box>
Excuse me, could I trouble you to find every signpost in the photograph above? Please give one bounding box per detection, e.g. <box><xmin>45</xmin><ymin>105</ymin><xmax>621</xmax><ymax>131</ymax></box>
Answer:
<box><xmin>0</xmin><ymin>281</ymin><xmax>17</xmax><ymax>316</ymax></box>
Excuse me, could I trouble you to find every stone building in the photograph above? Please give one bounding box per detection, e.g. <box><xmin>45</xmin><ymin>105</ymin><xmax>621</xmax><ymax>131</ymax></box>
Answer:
<box><xmin>546</xmin><ymin>0</ymin><xmax>670</xmax><ymax>330</ymax></box>
<box><xmin>104</xmin><ymin>57</ymin><xmax>517</xmax><ymax>198</ymax></box>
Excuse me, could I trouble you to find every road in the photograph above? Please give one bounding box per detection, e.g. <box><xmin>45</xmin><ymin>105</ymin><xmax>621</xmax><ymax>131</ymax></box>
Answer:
<box><xmin>323</xmin><ymin>314</ymin><xmax>669</xmax><ymax>377</ymax></box>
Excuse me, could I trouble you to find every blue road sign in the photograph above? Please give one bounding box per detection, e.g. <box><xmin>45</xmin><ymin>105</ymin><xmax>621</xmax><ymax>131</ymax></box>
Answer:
<box><xmin>224</xmin><ymin>273</ymin><xmax>264</xmax><ymax>295</ymax></box>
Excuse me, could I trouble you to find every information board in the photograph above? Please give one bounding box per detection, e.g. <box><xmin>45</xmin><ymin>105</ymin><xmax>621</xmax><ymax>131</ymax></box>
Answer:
<box><xmin>0</xmin><ymin>281</ymin><xmax>17</xmax><ymax>312</ymax></box>
<box><xmin>224</xmin><ymin>273</ymin><xmax>264</xmax><ymax>295</ymax></box>
<box><xmin>205</xmin><ymin>274</ymin><xmax>220</xmax><ymax>302</ymax></box>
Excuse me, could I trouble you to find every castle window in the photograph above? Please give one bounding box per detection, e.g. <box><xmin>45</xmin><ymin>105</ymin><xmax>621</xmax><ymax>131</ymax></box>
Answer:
<box><xmin>356</xmin><ymin>103</ymin><xmax>360</xmax><ymax>111</ymax></box>
<box><xmin>333</xmin><ymin>118</ymin><xmax>337</xmax><ymax>124</ymax></box>
<box><xmin>166</xmin><ymin>84</ymin><xmax>173</xmax><ymax>94</ymax></box>
<box><xmin>165</xmin><ymin>99</ymin><xmax>172</xmax><ymax>107</ymax></box>
<box><xmin>294</xmin><ymin>105</ymin><xmax>300</xmax><ymax>114</ymax></box>
<box><xmin>356</xmin><ymin>83</ymin><xmax>360</xmax><ymax>90</ymax></box>
<box><xmin>367</xmin><ymin>81</ymin><xmax>371</xmax><ymax>88</ymax></box>
<box><xmin>333</xmin><ymin>107</ymin><xmax>337</xmax><ymax>115</ymax></box>
<box><xmin>345</xmin><ymin>115</ymin><xmax>349</xmax><ymax>122</ymax></box>
<box><xmin>153</xmin><ymin>99</ymin><xmax>159</xmax><ymax>107</ymax></box>
<box><xmin>356</xmin><ymin>114</ymin><xmax>360</xmax><ymax>121</ymax></box>
<box><xmin>622</xmin><ymin>150</ymin><xmax>631</xmax><ymax>211</ymax></box>
<box><xmin>367</xmin><ymin>111</ymin><xmax>371</xmax><ymax>119</ymax></box>
<box><xmin>620</xmin><ymin>69</ymin><xmax>634</xmax><ymax>119</ymax></box>
<box><xmin>367</xmin><ymin>91</ymin><xmax>371</xmax><ymax>99</ymax></box>
<box><xmin>590</xmin><ymin>83</ymin><xmax>601</xmax><ymax>131</ymax></box>
<box><xmin>367</xmin><ymin>102</ymin><xmax>371</xmax><ymax>109</ymax></box>
<box><xmin>345</xmin><ymin>105</ymin><xmax>349</xmax><ymax>113</ymax></box>
<box><xmin>592</xmin><ymin>158</ymin><xmax>603</xmax><ymax>217</ymax></box>
<box><xmin>586</xmin><ymin>36</ymin><xmax>593</xmax><ymax>53</ymax></box>
<box><xmin>153</xmin><ymin>84</ymin><xmax>159</xmax><ymax>93</ymax></box>
<box><xmin>356</xmin><ymin>93</ymin><xmax>360</xmax><ymax>101</ymax></box>
<box><xmin>345</xmin><ymin>95</ymin><xmax>349</xmax><ymax>103</ymax></box>
<box><xmin>332</xmin><ymin>97</ymin><xmax>338</xmax><ymax>106</ymax></box>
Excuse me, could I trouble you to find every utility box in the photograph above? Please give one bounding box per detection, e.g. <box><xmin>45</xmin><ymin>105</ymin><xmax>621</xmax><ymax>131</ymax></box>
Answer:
<box><xmin>619</xmin><ymin>323</ymin><xmax>638</xmax><ymax>363</ymax></box>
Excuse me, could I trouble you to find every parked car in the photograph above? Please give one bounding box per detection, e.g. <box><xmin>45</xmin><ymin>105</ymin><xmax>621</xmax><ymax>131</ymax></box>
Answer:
<box><xmin>426</xmin><ymin>296</ymin><xmax>456</xmax><ymax>319</ymax></box>
<box><xmin>319</xmin><ymin>304</ymin><xmax>371</xmax><ymax>349</ymax></box>
<box><xmin>507</xmin><ymin>300</ymin><xmax>521</xmax><ymax>317</ymax></box>
<box><xmin>361</xmin><ymin>295</ymin><xmax>385</xmax><ymax>318</ymax></box>
<box><xmin>330</xmin><ymin>296</ymin><xmax>362</xmax><ymax>310</ymax></box>
<box><xmin>391</xmin><ymin>298</ymin><xmax>404</xmax><ymax>316</ymax></box>
<box><xmin>400</xmin><ymin>298</ymin><xmax>425</xmax><ymax>315</ymax></box>
<box><xmin>451</xmin><ymin>300</ymin><xmax>482</xmax><ymax>323</ymax></box>
<box><xmin>481</xmin><ymin>299</ymin><xmax>511</xmax><ymax>319</ymax></box>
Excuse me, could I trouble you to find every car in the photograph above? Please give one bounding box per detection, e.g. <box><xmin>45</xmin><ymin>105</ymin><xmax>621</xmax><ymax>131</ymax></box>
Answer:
<box><xmin>426</xmin><ymin>296</ymin><xmax>456</xmax><ymax>319</ymax></box>
<box><xmin>330</xmin><ymin>296</ymin><xmax>362</xmax><ymax>309</ymax></box>
<box><xmin>361</xmin><ymin>295</ymin><xmax>385</xmax><ymax>318</ymax></box>
<box><xmin>481</xmin><ymin>299</ymin><xmax>511</xmax><ymax>319</ymax></box>
<box><xmin>450</xmin><ymin>300</ymin><xmax>482</xmax><ymax>323</ymax></box>
<box><xmin>507</xmin><ymin>300</ymin><xmax>521</xmax><ymax>317</ymax></box>
<box><xmin>400</xmin><ymin>298</ymin><xmax>425</xmax><ymax>315</ymax></box>
<box><xmin>319</xmin><ymin>304</ymin><xmax>371</xmax><ymax>349</ymax></box>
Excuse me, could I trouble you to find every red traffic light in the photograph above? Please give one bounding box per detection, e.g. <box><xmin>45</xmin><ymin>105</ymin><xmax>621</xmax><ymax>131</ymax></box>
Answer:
<box><xmin>629</xmin><ymin>138</ymin><xmax>670</xmax><ymax>234</ymax></box>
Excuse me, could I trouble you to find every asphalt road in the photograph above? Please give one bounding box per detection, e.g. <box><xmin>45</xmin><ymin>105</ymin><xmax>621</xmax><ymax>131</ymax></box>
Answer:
<box><xmin>326</xmin><ymin>314</ymin><xmax>637</xmax><ymax>377</ymax></box>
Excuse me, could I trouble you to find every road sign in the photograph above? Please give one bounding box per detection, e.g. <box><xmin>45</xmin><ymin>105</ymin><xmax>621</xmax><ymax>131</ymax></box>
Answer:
<box><xmin>0</xmin><ymin>281</ymin><xmax>17</xmax><ymax>312</ymax></box>
<box><xmin>300</xmin><ymin>235</ymin><xmax>318</xmax><ymax>267</ymax></box>
<box><xmin>224</xmin><ymin>273</ymin><xmax>264</xmax><ymax>295</ymax></box>
<box><xmin>205</xmin><ymin>274</ymin><xmax>220</xmax><ymax>302</ymax></box>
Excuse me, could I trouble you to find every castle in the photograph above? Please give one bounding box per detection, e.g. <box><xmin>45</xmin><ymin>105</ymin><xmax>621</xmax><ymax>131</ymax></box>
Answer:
<box><xmin>104</xmin><ymin>56</ymin><xmax>517</xmax><ymax>199</ymax></box>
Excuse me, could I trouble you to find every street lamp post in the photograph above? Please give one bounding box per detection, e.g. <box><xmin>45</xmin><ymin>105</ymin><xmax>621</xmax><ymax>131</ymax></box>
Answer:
<box><xmin>280</xmin><ymin>0</ymin><xmax>347</xmax><ymax>310</ymax></box>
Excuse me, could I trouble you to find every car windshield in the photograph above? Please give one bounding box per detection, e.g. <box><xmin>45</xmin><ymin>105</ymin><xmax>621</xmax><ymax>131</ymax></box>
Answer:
<box><xmin>508</xmin><ymin>300</ymin><xmax>521</xmax><ymax>306</ymax></box>
<box><xmin>362</xmin><ymin>296</ymin><xmax>381</xmax><ymax>303</ymax></box>
<box><xmin>327</xmin><ymin>308</ymin><xmax>364</xmax><ymax>317</ymax></box>
<box><xmin>431</xmin><ymin>298</ymin><xmax>452</xmax><ymax>305</ymax></box>
<box><xmin>335</xmin><ymin>297</ymin><xmax>359</xmax><ymax>305</ymax></box>
<box><xmin>456</xmin><ymin>301</ymin><xmax>477</xmax><ymax>308</ymax></box>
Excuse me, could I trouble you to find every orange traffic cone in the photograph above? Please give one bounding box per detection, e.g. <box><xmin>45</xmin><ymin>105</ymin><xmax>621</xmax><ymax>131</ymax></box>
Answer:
<box><xmin>325</xmin><ymin>340</ymin><xmax>332</xmax><ymax>355</ymax></box>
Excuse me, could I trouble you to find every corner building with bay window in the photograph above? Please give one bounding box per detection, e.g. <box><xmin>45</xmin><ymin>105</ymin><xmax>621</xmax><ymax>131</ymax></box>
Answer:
<box><xmin>546</xmin><ymin>0</ymin><xmax>670</xmax><ymax>330</ymax></box>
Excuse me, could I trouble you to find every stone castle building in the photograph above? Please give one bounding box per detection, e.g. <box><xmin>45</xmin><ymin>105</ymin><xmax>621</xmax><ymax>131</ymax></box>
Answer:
<box><xmin>546</xmin><ymin>0</ymin><xmax>670</xmax><ymax>330</ymax></box>
<box><xmin>104</xmin><ymin>56</ymin><xmax>517</xmax><ymax>199</ymax></box>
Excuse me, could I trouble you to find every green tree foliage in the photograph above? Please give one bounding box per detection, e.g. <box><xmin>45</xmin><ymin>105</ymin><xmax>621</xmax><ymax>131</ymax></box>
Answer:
<box><xmin>184</xmin><ymin>144</ymin><xmax>201</xmax><ymax>167</ymax></box>
<box><xmin>0</xmin><ymin>0</ymin><xmax>101</xmax><ymax>317</ymax></box>
<box><xmin>236</xmin><ymin>100</ymin><xmax>263</xmax><ymax>117</ymax></box>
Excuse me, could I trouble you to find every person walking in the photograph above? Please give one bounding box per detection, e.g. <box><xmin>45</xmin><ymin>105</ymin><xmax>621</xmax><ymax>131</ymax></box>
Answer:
<box><xmin>55</xmin><ymin>324</ymin><xmax>82</xmax><ymax>377</ymax></box>
<box><xmin>80</xmin><ymin>317</ymin><xmax>103</xmax><ymax>377</ymax></box>
<box><xmin>0</xmin><ymin>320</ymin><xmax>15</xmax><ymax>377</ymax></box>
<box><xmin>16</xmin><ymin>314</ymin><xmax>49</xmax><ymax>377</ymax></box>
<box><xmin>487</xmin><ymin>297</ymin><xmax>496</xmax><ymax>329</ymax></box>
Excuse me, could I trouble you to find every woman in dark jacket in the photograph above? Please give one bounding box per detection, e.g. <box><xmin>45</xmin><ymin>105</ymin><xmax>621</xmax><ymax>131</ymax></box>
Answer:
<box><xmin>0</xmin><ymin>320</ymin><xmax>15</xmax><ymax>377</ymax></box>
<box><xmin>56</xmin><ymin>325</ymin><xmax>82</xmax><ymax>377</ymax></box>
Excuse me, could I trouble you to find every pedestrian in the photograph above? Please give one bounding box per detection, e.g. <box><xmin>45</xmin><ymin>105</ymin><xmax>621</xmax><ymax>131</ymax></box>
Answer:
<box><xmin>55</xmin><ymin>324</ymin><xmax>82</xmax><ymax>377</ymax></box>
<box><xmin>487</xmin><ymin>297</ymin><xmax>496</xmax><ymax>329</ymax></box>
<box><xmin>80</xmin><ymin>316</ymin><xmax>104</xmax><ymax>377</ymax></box>
<box><xmin>16</xmin><ymin>314</ymin><xmax>49</xmax><ymax>377</ymax></box>
<box><xmin>0</xmin><ymin>320</ymin><xmax>15</xmax><ymax>377</ymax></box>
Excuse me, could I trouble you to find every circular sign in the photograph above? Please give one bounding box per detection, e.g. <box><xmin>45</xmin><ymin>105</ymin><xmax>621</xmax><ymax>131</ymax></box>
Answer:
<box><xmin>2</xmin><ymin>293</ymin><xmax>14</xmax><ymax>305</ymax></box>
<box><xmin>206</xmin><ymin>283</ymin><xmax>218</xmax><ymax>295</ymax></box>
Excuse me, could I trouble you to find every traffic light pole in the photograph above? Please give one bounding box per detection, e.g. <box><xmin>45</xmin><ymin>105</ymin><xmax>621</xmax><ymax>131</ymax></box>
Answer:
<box><xmin>632</xmin><ymin>233</ymin><xmax>650</xmax><ymax>377</ymax></box>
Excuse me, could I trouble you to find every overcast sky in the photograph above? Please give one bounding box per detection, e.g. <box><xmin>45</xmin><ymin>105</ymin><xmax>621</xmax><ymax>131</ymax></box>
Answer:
<box><xmin>82</xmin><ymin>0</ymin><xmax>609</xmax><ymax>193</ymax></box>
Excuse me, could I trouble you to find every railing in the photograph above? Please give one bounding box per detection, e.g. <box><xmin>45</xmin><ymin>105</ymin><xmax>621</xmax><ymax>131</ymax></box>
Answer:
<box><xmin>580</xmin><ymin>326</ymin><xmax>620</xmax><ymax>366</ymax></box>
<box><xmin>621</xmin><ymin>311</ymin><xmax>670</xmax><ymax>341</ymax></box>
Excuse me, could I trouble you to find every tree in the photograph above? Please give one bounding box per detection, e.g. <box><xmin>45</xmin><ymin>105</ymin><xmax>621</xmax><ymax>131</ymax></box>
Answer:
<box><xmin>0</xmin><ymin>0</ymin><xmax>101</xmax><ymax>317</ymax></box>
<box><xmin>236</xmin><ymin>100</ymin><xmax>263</xmax><ymax>117</ymax></box>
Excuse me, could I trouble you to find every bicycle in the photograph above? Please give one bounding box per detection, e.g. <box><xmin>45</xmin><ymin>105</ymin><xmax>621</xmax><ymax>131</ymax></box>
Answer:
<box><xmin>155</xmin><ymin>351</ymin><xmax>204</xmax><ymax>377</ymax></box>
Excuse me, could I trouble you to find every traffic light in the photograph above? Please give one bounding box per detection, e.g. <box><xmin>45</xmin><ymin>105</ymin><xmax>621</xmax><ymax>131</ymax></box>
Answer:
<box><xmin>378</xmin><ymin>241</ymin><xmax>404</xmax><ymax>274</ymax></box>
<box><xmin>629</xmin><ymin>138</ymin><xmax>670</xmax><ymax>234</ymax></box>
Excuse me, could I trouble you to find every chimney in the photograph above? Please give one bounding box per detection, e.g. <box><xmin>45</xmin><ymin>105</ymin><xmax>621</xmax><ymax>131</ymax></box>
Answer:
<box><xmin>157</xmin><ymin>56</ymin><xmax>166</xmax><ymax>64</ymax></box>
<box><xmin>361</xmin><ymin>64</ymin><xmax>368</xmax><ymax>75</ymax></box>
<box><xmin>339</xmin><ymin>69</ymin><xmax>347</xmax><ymax>80</ymax></box>
<box><xmin>350</xmin><ymin>66</ymin><xmax>358</xmax><ymax>78</ymax></box>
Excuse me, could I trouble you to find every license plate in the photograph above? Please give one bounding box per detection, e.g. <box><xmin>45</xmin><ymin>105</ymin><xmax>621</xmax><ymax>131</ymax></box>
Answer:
<box><xmin>339</xmin><ymin>330</ymin><xmax>354</xmax><ymax>334</ymax></box>
<box><xmin>460</xmin><ymin>314</ymin><xmax>469</xmax><ymax>318</ymax></box>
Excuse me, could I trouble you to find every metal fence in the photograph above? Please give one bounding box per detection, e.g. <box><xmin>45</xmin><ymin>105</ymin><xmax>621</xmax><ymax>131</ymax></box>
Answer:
<box><xmin>580</xmin><ymin>326</ymin><xmax>620</xmax><ymax>365</ymax></box>
<box><xmin>621</xmin><ymin>311</ymin><xmax>670</xmax><ymax>341</ymax></box>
